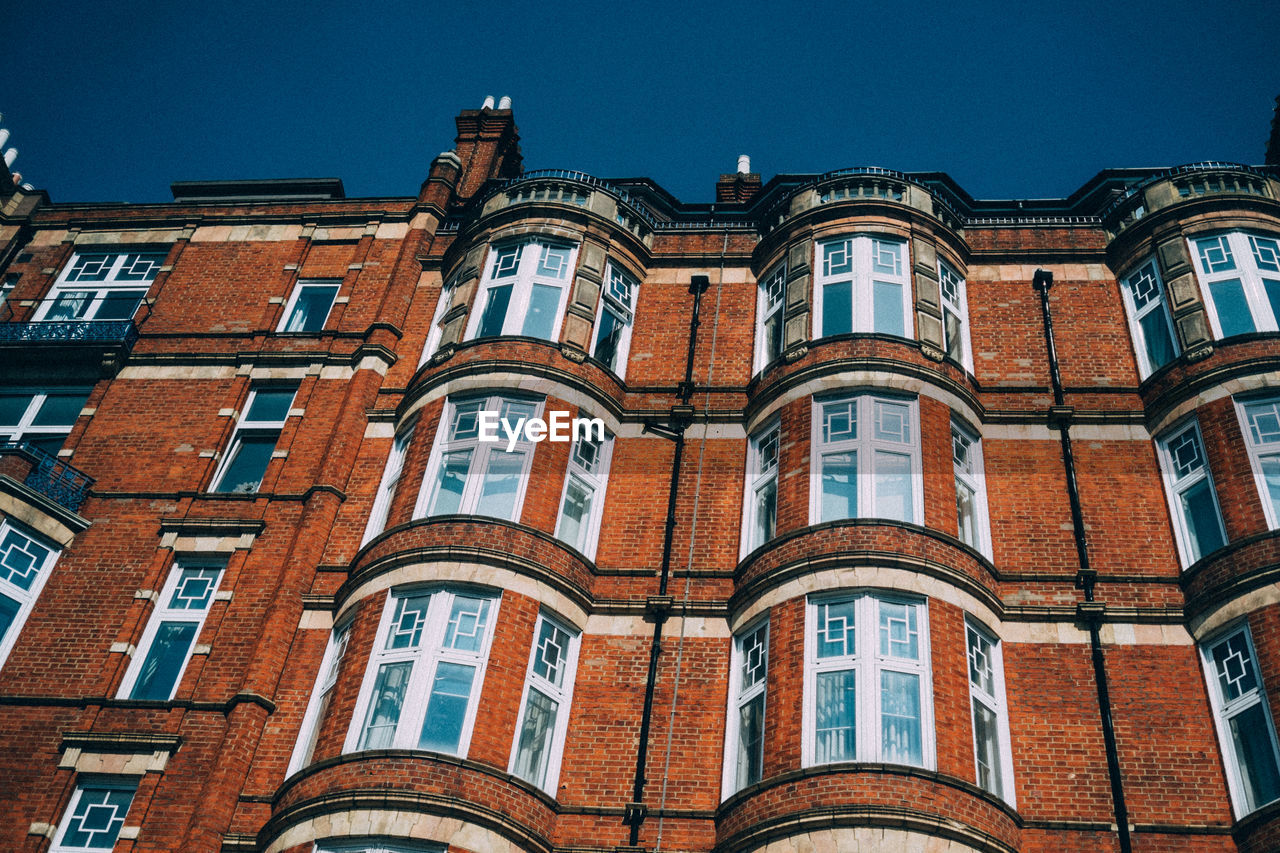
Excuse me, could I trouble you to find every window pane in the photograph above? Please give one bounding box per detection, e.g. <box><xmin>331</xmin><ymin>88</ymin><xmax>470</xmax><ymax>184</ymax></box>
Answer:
<box><xmin>873</xmin><ymin>450</ymin><xmax>913</xmax><ymax>522</ymax></box>
<box><xmin>736</xmin><ymin>692</ymin><xmax>765</xmax><ymax>789</ymax></box>
<box><xmin>0</xmin><ymin>394</ymin><xmax>29</xmax><ymax>426</ymax></box>
<box><xmin>815</xmin><ymin>669</ymin><xmax>856</xmax><ymax>763</ymax></box>
<box><xmin>533</xmin><ymin>619</ymin><xmax>571</xmax><ymax>686</ymax></box>
<box><xmin>823</xmin><ymin>240</ymin><xmax>853</xmax><ymax>276</ymax></box>
<box><xmin>1231</xmin><ymin>702</ymin><xmax>1280</xmax><ymax>811</ymax></box>
<box><xmin>387</xmin><ymin>593</ymin><xmax>433</xmax><ymax>649</ymax></box>
<box><xmin>246</xmin><ymin>389</ymin><xmax>294</xmax><ymax>422</ymax></box>
<box><xmin>559</xmin><ymin>476</ymin><xmax>593</xmax><ymax>551</ymax></box>
<box><xmin>285</xmin><ymin>285</ymin><xmax>338</xmax><ymax>332</ymax></box>
<box><xmin>1138</xmin><ymin>309</ymin><xmax>1177</xmax><ymax>370</ymax></box>
<box><xmin>816</xmin><ymin>599</ymin><xmax>857</xmax><ymax>659</ymax></box>
<box><xmin>1263</xmin><ymin>278</ymin><xmax>1280</xmax><ymax>327</ymax></box>
<box><xmin>168</xmin><ymin>567</ymin><xmax>219</xmax><ymax>610</ymax></box>
<box><xmin>967</xmin><ymin>627</ymin><xmax>996</xmax><ymax>695</ymax></box>
<box><xmin>1212</xmin><ymin>632</ymin><xmax>1259</xmax><ymax>702</ymax></box>
<box><xmin>429</xmin><ymin>450</ymin><xmax>472</xmax><ymax>515</ymax></box>
<box><xmin>593</xmin><ymin>310</ymin><xmax>624</xmax><ymax>371</ymax></box>
<box><xmin>537</xmin><ymin>244</ymin><xmax>572</xmax><ymax>278</ymax></box>
<box><xmin>93</xmin><ymin>291</ymin><xmax>145</xmax><ymax>320</ymax></box>
<box><xmin>881</xmin><ymin>670</ymin><xmax>922</xmax><ymax>765</ymax></box>
<box><xmin>973</xmin><ymin>699</ymin><xmax>1003</xmax><ymax>798</ymax></box>
<box><xmin>820</xmin><ymin>452</ymin><xmax>857</xmax><ymax>521</ymax></box>
<box><xmin>752</xmin><ymin>479</ymin><xmax>776</xmax><ymax>549</ymax></box>
<box><xmin>944</xmin><ymin>309</ymin><xmax>963</xmax><ymax>361</ymax></box>
<box><xmin>418</xmin><ymin>661</ymin><xmax>476</xmax><ymax>753</ymax></box>
<box><xmin>1262</xmin><ymin>457</ymin><xmax>1280</xmax><ymax>521</ymax></box>
<box><xmin>1197</xmin><ymin>237</ymin><xmax>1237</xmax><ymax>273</ymax></box>
<box><xmin>956</xmin><ymin>481</ymin><xmax>978</xmax><ymax>547</ymax></box>
<box><xmin>442</xmin><ymin>595</ymin><xmax>490</xmax><ymax>652</ymax></box>
<box><xmin>822</xmin><ymin>281</ymin><xmax>852</xmax><ymax>337</ymax></box>
<box><xmin>213</xmin><ymin>435</ymin><xmax>276</xmax><ymax>493</ymax></box>
<box><xmin>1210</xmin><ymin>279</ymin><xmax>1257</xmax><ymax>336</ymax></box>
<box><xmin>1</xmin><ymin>528</ymin><xmax>51</xmax><ymax>590</ymax></box>
<box><xmin>513</xmin><ymin>687</ymin><xmax>559</xmax><ymax>787</ymax></box>
<box><xmin>129</xmin><ymin>621</ymin><xmax>198</xmax><ymax>700</ymax></box>
<box><xmin>475</xmin><ymin>450</ymin><xmax>525</xmax><ymax>519</ymax></box>
<box><xmin>47</xmin><ymin>291</ymin><xmax>91</xmax><ymax>320</ymax></box>
<box><xmin>359</xmin><ymin>661</ymin><xmax>413</xmax><ymax>749</ymax></box>
<box><xmin>764</xmin><ymin>311</ymin><xmax>783</xmax><ymax>362</ymax></box>
<box><xmin>873</xmin><ymin>400</ymin><xmax>911</xmax><ymax>443</ymax></box>
<box><xmin>27</xmin><ymin>434</ymin><xmax>67</xmax><ymax>456</ymax></box>
<box><xmin>872</xmin><ymin>280</ymin><xmax>905</xmax><ymax>336</ymax></box>
<box><xmin>1181</xmin><ymin>479</ymin><xmax>1225</xmax><ymax>560</ymax></box>
<box><xmin>878</xmin><ymin>601</ymin><xmax>919</xmax><ymax>660</ymax></box>
<box><xmin>522</xmin><ymin>283</ymin><xmax>562</xmax><ymax>340</ymax></box>
<box><xmin>31</xmin><ymin>392</ymin><xmax>86</xmax><ymax>427</ymax></box>
<box><xmin>0</xmin><ymin>592</ymin><xmax>20</xmax><ymax>646</ymax></box>
<box><xmin>478</xmin><ymin>284</ymin><xmax>513</xmax><ymax>337</ymax></box>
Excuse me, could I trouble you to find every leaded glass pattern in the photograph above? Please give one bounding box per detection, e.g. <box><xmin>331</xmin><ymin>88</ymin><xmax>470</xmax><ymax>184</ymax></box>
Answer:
<box><xmin>469</xmin><ymin>239</ymin><xmax>577</xmax><ymax>341</ymax></box>
<box><xmin>1158</xmin><ymin>420</ymin><xmax>1226</xmax><ymax>565</ymax></box>
<box><xmin>511</xmin><ymin>612</ymin><xmax>580</xmax><ymax>791</ymax></box>
<box><xmin>0</xmin><ymin>519</ymin><xmax>59</xmax><ymax>668</ymax></box>
<box><xmin>120</xmin><ymin>559</ymin><xmax>225</xmax><ymax>701</ymax></box>
<box><xmin>55</xmin><ymin>781</ymin><xmax>136</xmax><ymax>851</ymax></box>
<box><xmin>39</xmin><ymin>251</ymin><xmax>163</xmax><ymax>323</ymax></box>
<box><xmin>1202</xmin><ymin>625</ymin><xmax>1280</xmax><ymax>815</ymax></box>
<box><xmin>1190</xmin><ymin>232</ymin><xmax>1280</xmax><ymax>339</ymax></box>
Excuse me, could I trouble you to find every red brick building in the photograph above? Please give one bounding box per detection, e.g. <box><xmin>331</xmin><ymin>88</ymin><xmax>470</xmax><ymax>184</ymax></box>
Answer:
<box><xmin>2</xmin><ymin>99</ymin><xmax>1280</xmax><ymax>853</ymax></box>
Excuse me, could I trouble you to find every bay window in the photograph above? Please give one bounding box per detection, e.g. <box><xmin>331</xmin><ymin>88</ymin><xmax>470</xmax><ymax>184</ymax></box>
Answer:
<box><xmin>952</xmin><ymin>418</ymin><xmax>992</xmax><ymax>557</ymax></box>
<box><xmin>1119</xmin><ymin>259</ymin><xmax>1179</xmax><ymax>378</ymax></box>
<box><xmin>362</xmin><ymin>426</ymin><xmax>415</xmax><ymax>546</ymax></box>
<box><xmin>1156</xmin><ymin>419</ymin><xmax>1227</xmax><ymax>565</ymax></box>
<box><xmin>814</xmin><ymin>236</ymin><xmax>912</xmax><ymax>339</ymax></box>
<box><xmin>1191</xmin><ymin>232</ymin><xmax>1280</xmax><ymax>338</ymax></box>
<box><xmin>288</xmin><ymin>620</ymin><xmax>352</xmax><ymax>774</ymax></box>
<box><xmin>938</xmin><ymin>261</ymin><xmax>973</xmax><ymax>371</ymax></box>
<box><xmin>723</xmin><ymin>618</ymin><xmax>768</xmax><ymax>795</ymax></box>
<box><xmin>466</xmin><ymin>239</ymin><xmax>577</xmax><ymax>342</ymax></box>
<box><xmin>754</xmin><ymin>263</ymin><xmax>786</xmax><ymax>373</ymax></box>
<box><xmin>1237</xmin><ymin>395</ymin><xmax>1280</xmax><ymax>529</ymax></box>
<box><xmin>510</xmin><ymin>611</ymin><xmax>580</xmax><ymax>793</ymax></box>
<box><xmin>811</xmin><ymin>393</ymin><xmax>921</xmax><ymax>525</ymax></box>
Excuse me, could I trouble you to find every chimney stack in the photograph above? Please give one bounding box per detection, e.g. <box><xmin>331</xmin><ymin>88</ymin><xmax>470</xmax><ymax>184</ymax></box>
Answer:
<box><xmin>449</xmin><ymin>96</ymin><xmax>523</xmax><ymax>202</ymax></box>
<box><xmin>716</xmin><ymin>154</ymin><xmax>762</xmax><ymax>204</ymax></box>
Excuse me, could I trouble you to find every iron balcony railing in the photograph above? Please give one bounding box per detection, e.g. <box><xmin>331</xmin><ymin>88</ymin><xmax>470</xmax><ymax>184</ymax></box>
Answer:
<box><xmin>0</xmin><ymin>441</ymin><xmax>94</xmax><ymax>513</ymax></box>
<box><xmin>0</xmin><ymin>319</ymin><xmax>139</xmax><ymax>348</ymax></box>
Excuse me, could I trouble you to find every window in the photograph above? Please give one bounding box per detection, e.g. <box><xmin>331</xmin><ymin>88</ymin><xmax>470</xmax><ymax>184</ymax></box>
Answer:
<box><xmin>279</xmin><ymin>280</ymin><xmax>339</xmax><ymax>332</ymax></box>
<box><xmin>952</xmin><ymin>418</ymin><xmax>991</xmax><ymax>557</ymax></box>
<box><xmin>554</xmin><ymin>419</ymin><xmax>613</xmax><ymax>559</ymax></box>
<box><xmin>814</xmin><ymin>236</ymin><xmax>912</xmax><ymax>339</ymax></box>
<box><xmin>51</xmin><ymin>778</ymin><xmax>137</xmax><ymax>852</ymax></box>
<box><xmin>0</xmin><ymin>518</ymin><xmax>59</xmax><ymax>669</ymax></box>
<box><xmin>289</xmin><ymin>620</ymin><xmax>352</xmax><ymax>774</ymax></box>
<box><xmin>35</xmin><ymin>250</ymin><xmax>164</xmax><ymax>322</ymax></box>
<box><xmin>803</xmin><ymin>592</ymin><xmax>933</xmax><ymax>768</ymax></box>
<box><xmin>210</xmin><ymin>386</ymin><xmax>296</xmax><ymax>494</ymax></box>
<box><xmin>0</xmin><ymin>388</ymin><xmax>88</xmax><ymax>455</ymax></box>
<box><xmin>742</xmin><ymin>420</ymin><xmax>780</xmax><ymax>554</ymax></box>
<box><xmin>415</xmin><ymin>394</ymin><xmax>539</xmax><ymax>521</ymax></box>
<box><xmin>754</xmin><ymin>262</ymin><xmax>786</xmax><ymax>373</ymax></box>
<box><xmin>1191</xmin><ymin>232</ymin><xmax>1280</xmax><ymax>338</ymax></box>
<box><xmin>362</xmin><ymin>426</ymin><xmax>415</xmax><ymax>546</ymax></box>
<box><xmin>966</xmin><ymin>619</ymin><xmax>1014</xmax><ymax>804</ymax></box>
<box><xmin>1237</xmin><ymin>396</ymin><xmax>1280</xmax><ymax>529</ymax></box>
<box><xmin>420</xmin><ymin>273</ymin><xmax>458</xmax><ymax>364</ymax></box>
<box><xmin>938</xmin><ymin>261</ymin><xmax>973</xmax><ymax>371</ymax></box>
<box><xmin>811</xmin><ymin>393</ymin><xmax>921</xmax><ymax>524</ymax></box>
<box><xmin>1201</xmin><ymin>624</ymin><xmax>1280</xmax><ymax>816</ymax></box>
<box><xmin>348</xmin><ymin>588</ymin><xmax>498</xmax><ymax>755</ymax></box>
<box><xmin>1156</xmin><ymin>419</ymin><xmax>1227</xmax><ymax>565</ymax></box>
<box><xmin>510</xmin><ymin>611</ymin><xmax>581</xmax><ymax>792</ymax></box>
<box><xmin>315</xmin><ymin>841</ymin><xmax>444</xmax><ymax>853</ymax></box>
<box><xmin>1119</xmin><ymin>259</ymin><xmax>1179</xmax><ymax>378</ymax></box>
<box><xmin>591</xmin><ymin>262</ymin><xmax>640</xmax><ymax>377</ymax></box>
<box><xmin>465</xmin><ymin>239</ymin><xmax>577</xmax><ymax>342</ymax></box>
<box><xmin>117</xmin><ymin>559</ymin><xmax>225</xmax><ymax>701</ymax></box>
<box><xmin>723</xmin><ymin>619</ymin><xmax>768</xmax><ymax>796</ymax></box>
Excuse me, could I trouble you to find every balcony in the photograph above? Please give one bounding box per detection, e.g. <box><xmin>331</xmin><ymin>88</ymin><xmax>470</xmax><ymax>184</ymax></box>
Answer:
<box><xmin>0</xmin><ymin>441</ymin><xmax>94</xmax><ymax>513</ymax></box>
<box><xmin>0</xmin><ymin>314</ymin><xmax>140</xmax><ymax>379</ymax></box>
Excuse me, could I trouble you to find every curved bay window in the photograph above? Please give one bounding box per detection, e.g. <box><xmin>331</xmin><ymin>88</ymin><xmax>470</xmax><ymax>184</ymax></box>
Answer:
<box><xmin>810</xmin><ymin>393</ymin><xmax>921</xmax><ymax>525</ymax></box>
<box><xmin>814</xmin><ymin>236</ymin><xmax>912</xmax><ymax>340</ymax></box>
<box><xmin>465</xmin><ymin>239</ymin><xmax>578</xmax><ymax>342</ymax></box>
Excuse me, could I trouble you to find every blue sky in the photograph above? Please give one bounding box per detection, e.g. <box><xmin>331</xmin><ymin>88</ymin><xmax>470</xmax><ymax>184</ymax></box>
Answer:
<box><xmin>6</xmin><ymin>1</ymin><xmax>1279</xmax><ymax>205</ymax></box>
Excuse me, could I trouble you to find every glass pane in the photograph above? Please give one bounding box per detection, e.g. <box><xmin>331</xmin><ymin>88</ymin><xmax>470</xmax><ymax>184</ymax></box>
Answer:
<box><xmin>285</xmin><ymin>284</ymin><xmax>338</xmax><ymax>332</ymax></box>
<box><xmin>736</xmin><ymin>692</ymin><xmax>765</xmax><ymax>789</ymax></box>
<box><xmin>816</xmin><ymin>598</ymin><xmax>857</xmax><ymax>659</ymax></box>
<box><xmin>872</xmin><ymin>239</ymin><xmax>903</xmax><ymax>275</ymax></box>
<box><xmin>0</xmin><ymin>592</ymin><xmax>21</xmax><ymax>646</ymax></box>
<box><xmin>1197</xmin><ymin>236</ymin><xmax>1236</xmax><ymax>273</ymax></box>
<box><xmin>814</xmin><ymin>669</ymin><xmax>856</xmax><ymax>763</ymax></box>
<box><xmin>1251</xmin><ymin>236</ymin><xmax>1280</xmax><ymax>272</ymax></box>
<box><xmin>359</xmin><ymin>661</ymin><xmax>413</xmax><ymax>749</ymax></box>
<box><xmin>129</xmin><ymin>621</ymin><xmax>198</xmax><ymax>700</ymax></box>
<box><xmin>1181</xmin><ymin>479</ymin><xmax>1225</xmax><ymax>560</ymax></box>
<box><xmin>1138</xmin><ymin>309</ymin><xmax>1177</xmax><ymax>370</ymax></box>
<box><xmin>60</xmin><ymin>785</ymin><xmax>134</xmax><ymax>850</ymax></box>
<box><xmin>450</xmin><ymin>399</ymin><xmax>484</xmax><ymax>440</ymax></box>
<box><xmin>532</xmin><ymin>619</ymin><xmax>572</xmax><ymax>686</ymax></box>
<box><xmin>429</xmin><ymin>450</ymin><xmax>472</xmax><ymax>515</ymax></box>
<box><xmin>558</xmin><ymin>476</ymin><xmax>593</xmax><ymax>551</ymax></box>
<box><xmin>418</xmin><ymin>661</ymin><xmax>476</xmax><ymax>753</ymax></box>
<box><xmin>764</xmin><ymin>311</ymin><xmax>783</xmax><ymax>362</ymax></box>
<box><xmin>491</xmin><ymin>245</ymin><xmax>521</xmax><ymax>278</ymax></box>
<box><xmin>944</xmin><ymin>309</ymin><xmax>963</xmax><ymax>361</ymax></box>
<box><xmin>0</xmin><ymin>393</ymin><xmax>30</xmax><ymax>426</ymax></box>
<box><xmin>168</xmin><ymin>567</ymin><xmax>220</xmax><ymax>610</ymax></box>
<box><xmin>822</xmin><ymin>399</ymin><xmax>857</xmax><ymax>443</ymax></box>
<box><xmin>442</xmin><ymin>595</ymin><xmax>490</xmax><ymax>652</ymax></box>
<box><xmin>1247</xmin><ymin>401</ymin><xmax>1280</xmax><ymax>446</ymax></box>
<box><xmin>475</xmin><ymin>450</ymin><xmax>525</xmax><ymax>519</ymax></box>
<box><xmin>31</xmin><ymin>392</ymin><xmax>87</xmax><ymax>427</ymax></box>
<box><xmin>881</xmin><ymin>670</ymin><xmax>922</xmax><ymax>765</ymax></box>
<box><xmin>1210</xmin><ymin>279</ymin><xmax>1256</xmax><ymax>337</ymax></box>
<box><xmin>1262</xmin><ymin>457</ymin><xmax>1280</xmax><ymax>522</ymax></box>
<box><xmin>593</xmin><ymin>310</ymin><xmax>624</xmax><ymax>371</ymax></box>
<box><xmin>1265</xmin><ymin>279</ymin><xmax>1280</xmax><ymax>327</ymax></box>
<box><xmin>873</xmin><ymin>280</ymin><xmax>905</xmax><ymax>336</ymax></box>
<box><xmin>873</xmin><ymin>400</ymin><xmax>911</xmax><ymax>443</ymax></box>
<box><xmin>822</xmin><ymin>281</ymin><xmax>852</xmax><ymax>337</ymax></box>
<box><xmin>213</xmin><ymin>435</ymin><xmax>276</xmax><ymax>493</ymax></box>
<box><xmin>246</xmin><ymin>389</ymin><xmax>294</xmax><ymax>423</ymax></box>
<box><xmin>114</xmin><ymin>252</ymin><xmax>164</xmax><ymax>281</ymax></box>
<box><xmin>92</xmin><ymin>290</ymin><xmax>145</xmax><ymax>320</ymax></box>
<box><xmin>513</xmin><ymin>687</ymin><xmax>559</xmax><ymax>787</ymax></box>
<box><xmin>873</xmin><ymin>451</ymin><xmax>913</xmax><ymax>522</ymax></box>
<box><xmin>478</xmin><ymin>284</ymin><xmax>513</xmax><ymax>337</ymax></box>
<box><xmin>973</xmin><ymin>700</ymin><xmax>1003</xmax><ymax>798</ymax></box>
<box><xmin>1212</xmin><ymin>632</ymin><xmax>1259</xmax><ymax>701</ymax></box>
<box><xmin>878</xmin><ymin>601</ymin><xmax>919</xmax><ymax>660</ymax></box>
<box><xmin>27</xmin><ymin>434</ymin><xmax>67</xmax><ymax>456</ymax></box>
<box><xmin>387</xmin><ymin>593</ymin><xmax>433</xmax><ymax>649</ymax></box>
<box><xmin>823</xmin><ymin>240</ymin><xmax>852</xmax><ymax>276</ymax></box>
<box><xmin>956</xmin><ymin>481</ymin><xmax>977</xmax><ymax>547</ymax></box>
<box><xmin>752</xmin><ymin>479</ymin><xmax>776</xmax><ymax>549</ymax></box>
<box><xmin>820</xmin><ymin>452</ymin><xmax>857</xmax><ymax>521</ymax></box>
<box><xmin>967</xmin><ymin>626</ymin><xmax>996</xmax><ymax>695</ymax></box>
<box><xmin>0</xmin><ymin>529</ymin><xmax>50</xmax><ymax>590</ymax></box>
<box><xmin>66</xmin><ymin>253</ymin><xmax>114</xmax><ymax>282</ymax></box>
<box><xmin>522</xmin><ymin>283</ymin><xmax>562</xmax><ymax>340</ymax></box>
<box><xmin>1230</xmin><ymin>702</ymin><xmax>1280</xmax><ymax>811</ymax></box>
<box><xmin>46</xmin><ymin>291</ymin><xmax>91</xmax><ymax>320</ymax></box>
<box><xmin>740</xmin><ymin>624</ymin><xmax>768</xmax><ymax>689</ymax></box>
<box><xmin>537</xmin><ymin>244</ymin><xmax>572</xmax><ymax>278</ymax></box>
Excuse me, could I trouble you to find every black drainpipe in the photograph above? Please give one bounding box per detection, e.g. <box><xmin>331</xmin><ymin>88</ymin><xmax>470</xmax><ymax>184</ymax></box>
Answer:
<box><xmin>1033</xmin><ymin>269</ymin><xmax>1132</xmax><ymax>853</ymax></box>
<box><xmin>626</xmin><ymin>274</ymin><xmax>710</xmax><ymax>845</ymax></box>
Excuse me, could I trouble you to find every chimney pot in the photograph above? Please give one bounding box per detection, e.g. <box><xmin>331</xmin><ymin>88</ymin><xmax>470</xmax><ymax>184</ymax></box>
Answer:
<box><xmin>737</xmin><ymin>155</ymin><xmax>751</xmax><ymax>174</ymax></box>
<box><xmin>3</xmin><ymin>148</ymin><xmax>16</xmax><ymax>168</ymax></box>
<box><xmin>497</xmin><ymin>96</ymin><xmax>512</xmax><ymax>110</ymax></box>
<box><xmin>481</xmin><ymin>95</ymin><xmax>495</xmax><ymax>110</ymax></box>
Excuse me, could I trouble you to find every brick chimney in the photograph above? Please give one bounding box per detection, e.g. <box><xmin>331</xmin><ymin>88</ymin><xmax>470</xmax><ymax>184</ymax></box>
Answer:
<box><xmin>451</xmin><ymin>96</ymin><xmax>524</xmax><ymax>201</ymax></box>
<box><xmin>1267</xmin><ymin>94</ymin><xmax>1280</xmax><ymax>166</ymax></box>
<box><xmin>715</xmin><ymin>154</ymin><xmax>762</xmax><ymax>204</ymax></box>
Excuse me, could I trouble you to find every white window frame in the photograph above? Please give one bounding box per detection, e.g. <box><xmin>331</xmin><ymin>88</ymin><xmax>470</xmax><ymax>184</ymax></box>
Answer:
<box><xmin>117</xmin><ymin>558</ymin><xmax>225</xmax><ymax>701</ymax></box>
<box><xmin>1200</xmin><ymin>622</ymin><xmax>1280</xmax><ymax>818</ymax></box>
<box><xmin>1156</xmin><ymin>418</ymin><xmax>1228</xmax><ymax>566</ymax></box>
<box><xmin>0</xmin><ymin>517</ymin><xmax>60</xmax><ymax>670</ymax></box>
<box><xmin>288</xmin><ymin>618</ymin><xmax>353</xmax><ymax>775</ymax></box>
<box><xmin>420</xmin><ymin>272</ymin><xmax>458</xmax><ymax>366</ymax></box>
<box><xmin>740</xmin><ymin>419</ymin><xmax>780</xmax><ymax>557</ymax></box>
<box><xmin>952</xmin><ymin>417</ymin><xmax>992</xmax><ymax>558</ymax></box>
<box><xmin>464</xmin><ymin>239</ymin><xmax>578</xmax><ymax>343</ymax></box>
<box><xmin>314</xmin><ymin>841</ymin><xmax>445</xmax><ymax>853</ymax></box>
<box><xmin>362</xmin><ymin>425</ymin><xmax>416</xmax><ymax>546</ymax></box>
<box><xmin>938</xmin><ymin>260</ymin><xmax>973</xmax><ymax>372</ymax></box>
<box><xmin>509</xmin><ymin>610</ymin><xmax>581</xmax><ymax>793</ymax></box>
<box><xmin>414</xmin><ymin>393</ymin><xmax>540</xmax><ymax>522</ymax></box>
<box><xmin>346</xmin><ymin>587</ymin><xmax>500</xmax><ymax>756</ymax></box>
<box><xmin>965</xmin><ymin>617</ymin><xmax>1015</xmax><ymax>805</ymax></box>
<box><xmin>278</xmin><ymin>279</ymin><xmax>341</xmax><ymax>333</ymax></box>
<box><xmin>812</xmin><ymin>235</ymin><xmax>913</xmax><ymax>340</ymax></box>
<box><xmin>0</xmin><ymin>388</ymin><xmax>89</xmax><ymax>455</ymax></box>
<box><xmin>1191</xmin><ymin>231</ymin><xmax>1280</xmax><ymax>339</ymax></box>
<box><xmin>51</xmin><ymin>777</ymin><xmax>138</xmax><ymax>853</ymax></box>
<box><xmin>801</xmin><ymin>591</ymin><xmax>934</xmax><ymax>770</ymax></box>
<box><xmin>722</xmin><ymin>617</ymin><xmax>769</xmax><ymax>799</ymax></box>
<box><xmin>1118</xmin><ymin>258</ymin><xmax>1180</xmax><ymax>379</ymax></box>
<box><xmin>1236</xmin><ymin>394</ymin><xmax>1280</xmax><ymax>530</ymax></box>
<box><xmin>34</xmin><ymin>250</ymin><xmax>165</xmax><ymax>323</ymax></box>
<box><xmin>753</xmin><ymin>262</ymin><xmax>787</xmax><ymax>374</ymax></box>
<box><xmin>553</xmin><ymin>417</ymin><xmax>613</xmax><ymax>559</ymax></box>
<box><xmin>209</xmin><ymin>386</ymin><xmax>297</xmax><ymax>494</ymax></box>
<box><xmin>809</xmin><ymin>392</ymin><xmax>924</xmax><ymax>525</ymax></box>
<box><xmin>590</xmin><ymin>261</ymin><xmax>640</xmax><ymax>378</ymax></box>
